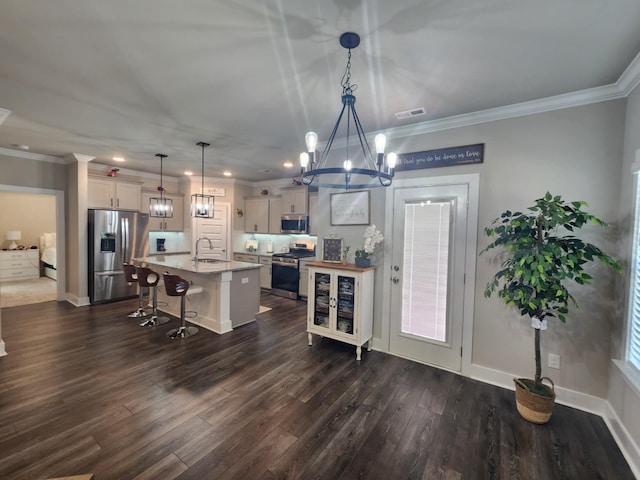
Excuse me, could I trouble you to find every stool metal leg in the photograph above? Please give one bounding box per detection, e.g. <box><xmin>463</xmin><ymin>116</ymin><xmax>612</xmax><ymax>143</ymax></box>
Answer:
<box><xmin>139</xmin><ymin>285</ymin><xmax>170</xmax><ymax>327</ymax></box>
<box><xmin>128</xmin><ymin>286</ymin><xmax>150</xmax><ymax>318</ymax></box>
<box><xmin>166</xmin><ymin>296</ymin><xmax>198</xmax><ymax>339</ymax></box>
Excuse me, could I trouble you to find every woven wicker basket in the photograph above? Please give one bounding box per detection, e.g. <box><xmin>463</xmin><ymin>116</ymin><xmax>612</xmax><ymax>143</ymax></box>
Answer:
<box><xmin>514</xmin><ymin>377</ymin><xmax>556</xmax><ymax>424</ymax></box>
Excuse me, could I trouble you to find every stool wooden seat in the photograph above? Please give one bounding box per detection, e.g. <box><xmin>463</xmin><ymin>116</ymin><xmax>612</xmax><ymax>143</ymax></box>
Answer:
<box><xmin>123</xmin><ymin>263</ymin><xmax>149</xmax><ymax>318</ymax></box>
<box><xmin>136</xmin><ymin>266</ymin><xmax>170</xmax><ymax>327</ymax></box>
<box><xmin>163</xmin><ymin>273</ymin><xmax>203</xmax><ymax>339</ymax></box>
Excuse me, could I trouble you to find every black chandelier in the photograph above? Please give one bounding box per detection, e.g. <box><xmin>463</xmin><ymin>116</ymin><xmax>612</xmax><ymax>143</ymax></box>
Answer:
<box><xmin>300</xmin><ymin>32</ymin><xmax>397</xmax><ymax>189</ymax></box>
<box><xmin>191</xmin><ymin>141</ymin><xmax>215</xmax><ymax>218</ymax></box>
<box><xmin>149</xmin><ymin>153</ymin><xmax>173</xmax><ymax>218</ymax></box>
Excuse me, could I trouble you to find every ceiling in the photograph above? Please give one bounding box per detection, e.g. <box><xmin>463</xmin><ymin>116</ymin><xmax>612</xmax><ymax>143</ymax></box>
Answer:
<box><xmin>1</xmin><ymin>0</ymin><xmax>640</xmax><ymax>182</ymax></box>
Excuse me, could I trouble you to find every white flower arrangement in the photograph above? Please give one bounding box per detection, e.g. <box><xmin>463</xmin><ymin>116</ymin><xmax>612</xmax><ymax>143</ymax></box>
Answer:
<box><xmin>355</xmin><ymin>224</ymin><xmax>383</xmax><ymax>259</ymax></box>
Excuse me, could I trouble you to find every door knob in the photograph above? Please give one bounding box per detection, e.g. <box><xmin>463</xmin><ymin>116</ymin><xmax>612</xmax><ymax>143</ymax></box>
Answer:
<box><xmin>393</xmin><ymin>265</ymin><xmax>400</xmax><ymax>271</ymax></box>
<box><xmin>392</xmin><ymin>277</ymin><xmax>399</xmax><ymax>284</ymax></box>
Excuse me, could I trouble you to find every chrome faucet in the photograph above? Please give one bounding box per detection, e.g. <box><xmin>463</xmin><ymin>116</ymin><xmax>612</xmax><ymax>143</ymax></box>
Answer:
<box><xmin>194</xmin><ymin>236</ymin><xmax>213</xmax><ymax>262</ymax></box>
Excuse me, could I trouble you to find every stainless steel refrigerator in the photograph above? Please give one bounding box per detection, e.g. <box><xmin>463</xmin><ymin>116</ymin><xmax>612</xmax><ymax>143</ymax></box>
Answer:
<box><xmin>88</xmin><ymin>209</ymin><xmax>150</xmax><ymax>304</ymax></box>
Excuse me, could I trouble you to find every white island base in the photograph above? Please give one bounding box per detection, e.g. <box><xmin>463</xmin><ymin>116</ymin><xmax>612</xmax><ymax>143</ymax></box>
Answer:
<box><xmin>137</xmin><ymin>255</ymin><xmax>261</xmax><ymax>334</ymax></box>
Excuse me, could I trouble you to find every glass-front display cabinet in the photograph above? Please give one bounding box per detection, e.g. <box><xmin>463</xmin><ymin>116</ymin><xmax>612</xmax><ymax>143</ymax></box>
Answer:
<box><xmin>307</xmin><ymin>262</ymin><xmax>374</xmax><ymax>360</ymax></box>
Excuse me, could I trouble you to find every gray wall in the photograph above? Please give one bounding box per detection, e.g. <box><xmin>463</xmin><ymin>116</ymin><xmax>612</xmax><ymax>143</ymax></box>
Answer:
<box><xmin>313</xmin><ymin>100</ymin><xmax>625</xmax><ymax>399</ymax></box>
<box><xmin>607</xmin><ymin>81</ymin><xmax>640</xmax><ymax>461</ymax></box>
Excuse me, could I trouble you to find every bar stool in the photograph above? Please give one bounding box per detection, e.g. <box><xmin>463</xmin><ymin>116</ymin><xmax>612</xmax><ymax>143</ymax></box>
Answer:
<box><xmin>136</xmin><ymin>266</ymin><xmax>170</xmax><ymax>327</ymax></box>
<box><xmin>123</xmin><ymin>263</ymin><xmax>149</xmax><ymax>318</ymax></box>
<box><xmin>163</xmin><ymin>273</ymin><xmax>203</xmax><ymax>339</ymax></box>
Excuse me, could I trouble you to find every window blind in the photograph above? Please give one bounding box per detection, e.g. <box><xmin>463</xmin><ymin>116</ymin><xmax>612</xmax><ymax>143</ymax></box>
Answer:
<box><xmin>629</xmin><ymin>180</ymin><xmax>640</xmax><ymax>372</ymax></box>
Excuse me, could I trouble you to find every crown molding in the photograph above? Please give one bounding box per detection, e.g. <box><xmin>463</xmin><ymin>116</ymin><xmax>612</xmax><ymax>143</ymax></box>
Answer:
<box><xmin>616</xmin><ymin>52</ymin><xmax>640</xmax><ymax>96</ymax></box>
<box><xmin>386</xmin><ymin>83</ymin><xmax>625</xmax><ymax>140</ymax></box>
<box><xmin>0</xmin><ymin>146</ymin><xmax>64</xmax><ymax>163</ymax></box>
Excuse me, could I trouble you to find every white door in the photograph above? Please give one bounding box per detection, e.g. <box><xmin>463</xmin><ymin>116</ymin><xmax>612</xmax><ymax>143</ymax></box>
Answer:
<box><xmin>389</xmin><ymin>184</ymin><xmax>469</xmax><ymax>371</ymax></box>
<box><xmin>194</xmin><ymin>203</ymin><xmax>229</xmax><ymax>260</ymax></box>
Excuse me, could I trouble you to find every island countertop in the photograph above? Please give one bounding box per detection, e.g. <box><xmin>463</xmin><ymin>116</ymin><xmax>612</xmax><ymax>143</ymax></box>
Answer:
<box><xmin>135</xmin><ymin>254</ymin><xmax>261</xmax><ymax>274</ymax></box>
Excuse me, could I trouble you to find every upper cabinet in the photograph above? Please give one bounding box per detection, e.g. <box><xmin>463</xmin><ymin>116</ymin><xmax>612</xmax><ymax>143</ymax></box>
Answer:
<box><xmin>281</xmin><ymin>187</ymin><xmax>309</xmax><ymax>215</ymax></box>
<box><xmin>141</xmin><ymin>191</ymin><xmax>184</xmax><ymax>231</ymax></box>
<box><xmin>245</xmin><ymin>196</ymin><xmax>282</xmax><ymax>234</ymax></box>
<box><xmin>88</xmin><ymin>177</ymin><xmax>141</xmax><ymax>210</ymax></box>
<box><xmin>245</xmin><ymin>197</ymin><xmax>270</xmax><ymax>233</ymax></box>
<box><xmin>268</xmin><ymin>196</ymin><xmax>282</xmax><ymax>234</ymax></box>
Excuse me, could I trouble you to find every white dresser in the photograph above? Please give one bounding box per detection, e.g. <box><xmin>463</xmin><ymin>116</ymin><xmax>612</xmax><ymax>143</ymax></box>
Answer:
<box><xmin>0</xmin><ymin>249</ymin><xmax>40</xmax><ymax>281</ymax></box>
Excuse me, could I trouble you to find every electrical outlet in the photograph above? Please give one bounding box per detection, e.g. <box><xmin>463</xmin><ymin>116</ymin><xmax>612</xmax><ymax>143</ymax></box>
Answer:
<box><xmin>548</xmin><ymin>353</ymin><xmax>560</xmax><ymax>369</ymax></box>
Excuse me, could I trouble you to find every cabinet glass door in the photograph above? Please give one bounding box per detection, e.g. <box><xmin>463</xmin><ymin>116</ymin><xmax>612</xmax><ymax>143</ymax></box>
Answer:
<box><xmin>313</xmin><ymin>272</ymin><xmax>331</xmax><ymax>330</ymax></box>
<box><xmin>336</xmin><ymin>275</ymin><xmax>355</xmax><ymax>335</ymax></box>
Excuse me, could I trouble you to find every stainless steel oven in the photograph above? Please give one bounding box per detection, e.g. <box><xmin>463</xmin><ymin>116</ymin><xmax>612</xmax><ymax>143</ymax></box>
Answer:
<box><xmin>271</xmin><ymin>255</ymin><xmax>300</xmax><ymax>299</ymax></box>
<box><xmin>271</xmin><ymin>243</ymin><xmax>315</xmax><ymax>299</ymax></box>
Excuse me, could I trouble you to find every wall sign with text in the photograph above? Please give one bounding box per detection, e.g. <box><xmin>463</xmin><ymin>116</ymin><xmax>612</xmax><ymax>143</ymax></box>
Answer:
<box><xmin>395</xmin><ymin>143</ymin><xmax>484</xmax><ymax>171</ymax></box>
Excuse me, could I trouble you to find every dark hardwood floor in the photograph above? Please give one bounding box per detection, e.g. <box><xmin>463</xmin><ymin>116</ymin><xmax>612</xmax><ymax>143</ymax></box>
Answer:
<box><xmin>0</xmin><ymin>294</ymin><xmax>634</xmax><ymax>479</ymax></box>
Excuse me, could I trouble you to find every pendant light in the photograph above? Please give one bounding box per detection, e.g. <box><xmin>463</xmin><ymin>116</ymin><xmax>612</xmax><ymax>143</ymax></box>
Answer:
<box><xmin>300</xmin><ymin>32</ymin><xmax>396</xmax><ymax>189</ymax></box>
<box><xmin>149</xmin><ymin>153</ymin><xmax>174</xmax><ymax>218</ymax></box>
<box><xmin>191</xmin><ymin>141</ymin><xmax>215</xmax><ymax>218</ymax></box>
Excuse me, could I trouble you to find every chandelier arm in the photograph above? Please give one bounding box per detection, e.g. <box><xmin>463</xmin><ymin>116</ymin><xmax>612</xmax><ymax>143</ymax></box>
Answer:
<box><xmin>320</xmin><ymin>103</ymin><xmax>348</xmax><ymax>165</ymax></box>
<box><xmin>349</xmin><ymin>104</ymin><xmax>377</xmax><ymax>169</ymax></box>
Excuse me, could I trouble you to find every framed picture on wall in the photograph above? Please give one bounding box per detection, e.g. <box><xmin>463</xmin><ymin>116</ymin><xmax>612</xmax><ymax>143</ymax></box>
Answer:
<box><xmin>330</xmin><ymin>191</ymin><xmax>370</xmax><ymax>226</ymax></box>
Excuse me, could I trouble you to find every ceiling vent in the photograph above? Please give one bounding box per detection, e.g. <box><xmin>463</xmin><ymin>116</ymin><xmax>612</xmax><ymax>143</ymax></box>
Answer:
<box><xmin>0</xmin><ymin>108</ymin><xmax>11</xmax><ymax>126</ymax></box>
<box><xmin>395</xmin><ymin>107</ymin><xmax>426</xmax><ymax>120</ymax></box>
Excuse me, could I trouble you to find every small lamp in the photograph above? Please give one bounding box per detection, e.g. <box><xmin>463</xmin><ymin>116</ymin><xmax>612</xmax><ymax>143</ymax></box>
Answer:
<box><xmin>6</xmin><ymin>231</ymin><xmax>21</xmax><ymax>250</ymax></box>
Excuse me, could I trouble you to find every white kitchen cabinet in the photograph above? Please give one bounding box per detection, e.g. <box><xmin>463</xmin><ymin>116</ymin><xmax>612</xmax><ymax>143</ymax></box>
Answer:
<box><xmin>233</xmin><ymin>253</ymin><xmax>259</xmax><ymax>263</ymax></box>
<box><xmin>244</xmin><ymin>197</ymin><xmax>270</xmax><ymax>233</ymax></box>
<box><xmin>281</xmin><ymin>187</ymin><xmax>309</xmax><ymax>215</ymax></box>
<box><xmin>259</xmin><ymin>255</ymin><xmax>272</xmax><ymax>289</ymax></box>
<box><xmin>141</xmin><ymin>191</ymin><xmax>184</xmax><ymax>231</ymax></box>
<box><xmin>306</xmin><ymin>262</ymin><xmax>374</xmax><ymax>360</ymax></box>
<box><xmin>88</xmin><ymin>177</ymin><xmax>141</xmax><ymax>210</ymax></box>
<box><xmin>0</xmin><ymin>249</ymin><xmax>40</xmax><ymax>281</ymax></box>
<box><xmin>268</xmin><ymin>196</ymin><xmax>282</xmax><ymax>233</ymax></box>
<box><xmin>298</xmin><ymin>257</ymin><xmax>315</xmax><ymax>299</ymax></box>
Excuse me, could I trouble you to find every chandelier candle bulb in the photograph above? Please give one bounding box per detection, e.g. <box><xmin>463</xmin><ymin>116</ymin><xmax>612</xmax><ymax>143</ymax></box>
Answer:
<box><xmin>300</xmin><ymin>152</ymin><xmax>309</xmax><ymax>171</ymax></box>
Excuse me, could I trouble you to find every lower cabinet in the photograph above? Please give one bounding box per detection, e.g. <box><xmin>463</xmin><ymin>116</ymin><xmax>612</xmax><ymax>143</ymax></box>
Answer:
<box><xmin>233</xmin><ymin>253</ymin><xmax>259</xmax><ymax>263</ymax></box>
<box><xmin>259</xmin><ymin>255</ymin><xmax>272</xmax><ymax>290</ymax></box>
<box><xmin>306</xmin><ymin>262</ymin><xmax>374</xmax><ymax>360</ymax></box>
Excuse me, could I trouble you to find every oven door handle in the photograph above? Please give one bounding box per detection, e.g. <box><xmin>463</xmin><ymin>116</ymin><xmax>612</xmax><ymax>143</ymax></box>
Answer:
<box><xmin>273</xmin><ymin>260</ymin><xmax>297</xmax><ymax>267</ymax></box>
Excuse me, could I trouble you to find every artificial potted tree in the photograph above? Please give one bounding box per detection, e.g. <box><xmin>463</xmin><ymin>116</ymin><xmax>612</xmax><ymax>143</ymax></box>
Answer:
<box><xmin>482</xmin><ymin>192</ymin><xmax>621</xmax><ymax>423</ymax></box>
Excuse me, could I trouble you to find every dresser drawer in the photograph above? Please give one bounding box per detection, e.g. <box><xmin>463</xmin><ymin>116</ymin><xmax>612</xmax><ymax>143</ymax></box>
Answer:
<box><xmin>0</xmin><ymin>250</ymin><xmax>39</xmax><ymax>261</ymax></box>
<box><xmin>0</xmin><ymin>266</ymin><xmax>39</xmax><ymax>280</ymax></box>
<box><xmin>0</xmin><ymin>249</ymin><xmax>40</xmax><ymax>281</ymax></box>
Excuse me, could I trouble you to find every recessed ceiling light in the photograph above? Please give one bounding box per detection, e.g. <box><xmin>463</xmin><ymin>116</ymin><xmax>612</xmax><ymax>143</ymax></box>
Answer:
<box><xmin>223</xmin><ymin>171</ymin><xmax>232</xmax><ymax>177</ymax></box>
<box><xmin>184</xmin><ymin>170</ymin><xmax>193</xmax><ymax>176</ymax></box>
<box><xmin>283</xmin><ymin>161</ymin><xmax>294</xmax><ymax>168</ymax></box>
<box><xmin>112</xmin><ymin>156</ymin><xmax>125</xmax><ymax>162</ymax></box>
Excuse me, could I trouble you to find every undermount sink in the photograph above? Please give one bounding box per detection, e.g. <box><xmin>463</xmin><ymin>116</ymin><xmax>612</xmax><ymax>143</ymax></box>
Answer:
<box><xmin>196</xmin><ymin>258</ymin><xmax>226</xmax><ymax>264</ymax></box>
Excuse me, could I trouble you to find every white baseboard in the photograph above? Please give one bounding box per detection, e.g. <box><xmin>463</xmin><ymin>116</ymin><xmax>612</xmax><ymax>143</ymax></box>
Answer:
<box><xmin>603</xmin><ymin>401</ymin><xmax>640</xmax><ymax>479</ymax></box>
<box><xmin>66</xmin><ymin>294</ymin><xmax>90</xmax><ymax>307</ymax></box>
<box><xmin>467</xmin><ymin>363</ymin><xmax>606</xmax><ymax>415</ymax></box>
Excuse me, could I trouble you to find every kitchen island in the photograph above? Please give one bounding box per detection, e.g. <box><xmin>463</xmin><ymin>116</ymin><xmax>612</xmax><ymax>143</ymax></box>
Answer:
<box><xmin>135</xmin><ymin>254</ymin><xmax>261</xmax><ymax>334</ymax></box>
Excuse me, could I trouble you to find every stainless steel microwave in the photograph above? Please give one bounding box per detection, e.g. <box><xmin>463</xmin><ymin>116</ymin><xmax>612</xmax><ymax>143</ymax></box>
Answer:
<box><xmin>281</xmin><ymin>214</ymin><xmax>308</xmax><ymax>234</ymax></box>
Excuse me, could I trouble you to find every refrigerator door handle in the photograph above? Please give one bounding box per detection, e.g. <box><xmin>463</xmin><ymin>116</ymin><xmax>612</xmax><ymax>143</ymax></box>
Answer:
<box><xmin>121</xmin><ymin>217</ymin><xmax>129</xmax><ymax>263</ymax></box>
